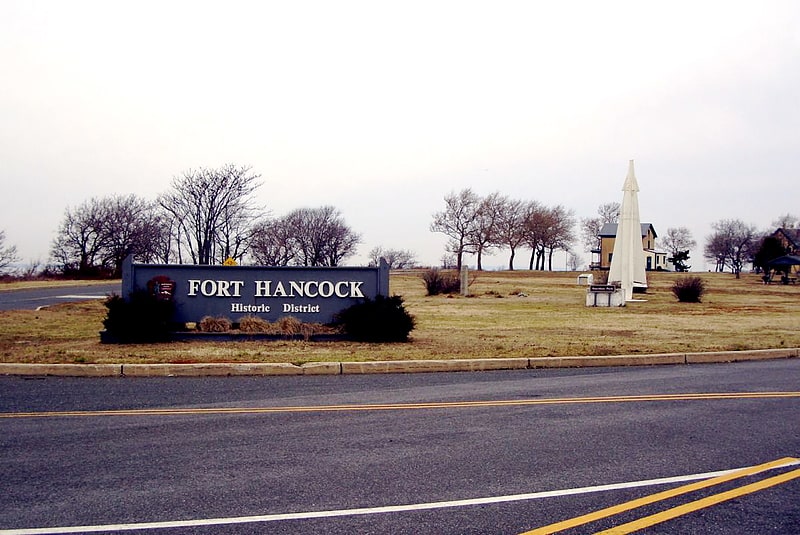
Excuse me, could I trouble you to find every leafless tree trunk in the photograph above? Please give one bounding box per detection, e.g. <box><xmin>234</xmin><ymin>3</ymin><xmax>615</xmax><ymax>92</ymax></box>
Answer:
<box><xmin>430</xmin><ymin>189</ymin><xmax>480</xmax><ymax>271</ymax></box>
<box><xmin>704</xmin><ymin>219</ymin><xmax>758</xmax><ymax>278</ymax></box>
<box><xmin>250</xmin><ymin>206</ymin><xmax>360</xmax><ymax>267</ymax></box>
<box><xmin>0</xmin><ymin>230</ymin><xmax>20</xmax><ymax>275</ymax></box>
<box><xmin>50</xmin><ymin>195</ymin><xmax>164</xmax><ymax>276</ymax></box>
<box><xmin>367</xmin><ymin>246</ymin><xmax>417</xmax><ymax>269</ymax></box>
<box><xmin>158</xmin><ymin>164</ymin><xmax>263</xmax><ymax>265</ymax></box>
<box><xmin>490</xmin><ymin>196</ymin><xmax>526</xmax><ymax>271</ymax></box>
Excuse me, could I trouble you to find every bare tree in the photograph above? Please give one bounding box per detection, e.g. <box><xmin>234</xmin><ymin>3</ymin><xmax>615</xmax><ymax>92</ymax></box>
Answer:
<box><xmin>368</xmin><ymin>246</ymin><xmax>417</xmax><ymax>269</ymax></box>
<box><xmin>580</xmin><ymin>202</ymin><xmax>620</xmax><ymax>253</ymax></box>
<box><xmin>51</xmin><ymin>195</ymin><xmax>164</xmax><ymax>277</ymax></box>
<box><xmin>704</xmin><ymin>232</ymin><xmax>727</xmax><ymax>273</ymax></box>
<box><xmin>147</xmin><ymin>211</ymin><xmax>179</xmax><ymax>264</ymax></box>
<box><xmin>661</xmin><ymin>227</ymin><xmax>697</xmax><ymax>255</ymax></box>
<box><xmin>540</xmin><ymin>205</ymin><xmax>576</xmax><ymax>271</ymax></box>
<box><xmin>251</xmin><ymin>206</ymin><xmax>360</xmax><ymax>267</ymax></box>
<box><xmin>470</xmin><ymin>192</ymin><xmax>505</xmax><ymax>271</ymax></box>
<box><xmin>661</xmin><ymin>227</ymin><xmax>697</xmax><ymax>271</ymax></box>
<box><xmin>524</xmin><ymin>203</ymin><xmax>576</xmax><ymax>271</ymax></box>
<box><xmin>597</xmin><ymin>202</ymin><xmax>621</xmax><ymax>223</ymax></box>
<box><xmin>250</xmin><ymin>219</ymin><xmax>296</xmax><ymax>266</ymax></box>
<box><xmin>159</xmin><ymin>164</ymin><xmax>263</xmax><ymax>265</ymax></box>
<box><xmin>430</xmin><ymin>189</ymin><xmax>480</xmax><ymax>271</ymax></box>
<box><xmin>51</xmin><ymin>198</ymin><xmax>109</xmax><ymax>276</ymax></box>
<box><xmin>493</xmin><ymin>196</ymin><xmax>527</xmax><ymax>270</ymax></box>
<box><xmin>314</xmin><ymin>207</ymin><xmax>361</xmax><ymax>267</ymax></box>
<box><xmin>523</xmin><ymin>201</ymin><xmax>546</xmax><ymax>270</ymax></box>
<box><xmin>0</xmin><ymin>230</ymin><xmax>20</xmax><ymax>275</ymax></box>
<box><xmin>100</xmin><ymin>195</ymin><xmax>165</xmax><ymax>276</ymax></box>
<box><xmin>772</xmin><ymin>214</ymin><xmax>799</xmax><ymax>229</ymax></box>
<box><xmin>704</xmin><ymin>219</ymin><xmax>758</xmax><ymax>278</ymax></box>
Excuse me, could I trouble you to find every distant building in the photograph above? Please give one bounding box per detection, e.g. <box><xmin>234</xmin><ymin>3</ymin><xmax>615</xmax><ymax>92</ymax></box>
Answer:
<box><xmin>591</xmin><ymin>223</ymin><xmax>668</xmax><ymax>271</ymax></box>
<box><xmin>772</xmin><ymin>228</ymin><xmax>800</xmax><ymax>255</ymax></box>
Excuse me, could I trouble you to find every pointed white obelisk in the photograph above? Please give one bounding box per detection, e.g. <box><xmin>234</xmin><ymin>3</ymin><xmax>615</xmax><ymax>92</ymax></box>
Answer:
<box><xmin>608</xmin><ymin>160</ymin><xmax>648</xmax><ymax>301</ymax></box>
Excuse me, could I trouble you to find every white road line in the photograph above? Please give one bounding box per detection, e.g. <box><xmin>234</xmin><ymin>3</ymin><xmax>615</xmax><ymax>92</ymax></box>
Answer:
<box><xmin>3</xmin><ymin>459</ymin><xmax>798</xmax><ymax>535</ymax></box>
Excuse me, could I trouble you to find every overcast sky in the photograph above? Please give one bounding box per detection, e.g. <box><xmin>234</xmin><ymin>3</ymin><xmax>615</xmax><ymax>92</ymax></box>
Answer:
<box><xmin>2</xmin><ymin>1</ymin><xmax>798</xmax><ymax>270</ymax></box>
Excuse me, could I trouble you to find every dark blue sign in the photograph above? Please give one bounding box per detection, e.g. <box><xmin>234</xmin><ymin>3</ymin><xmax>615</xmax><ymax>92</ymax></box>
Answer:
<box><xmin>122</xmin><ymin>257</ymin><xmax>390</xmax><ymax>325</ymax></box>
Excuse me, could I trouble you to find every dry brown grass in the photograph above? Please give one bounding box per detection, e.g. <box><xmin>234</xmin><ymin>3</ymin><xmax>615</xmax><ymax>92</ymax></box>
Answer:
<box><xmin>198</xmin><ymin>316</ymin><xmax>232</xmax><ymax>333</ymax></box>
<box><xmin>1</xmin><ymin>271</ymin><xmax>798</xmax><ymax>365</ymax></box>
<box><xmin>237</xmin><ymin>315</ymin><xmax>271</xmax><ymax>333</ymax></box>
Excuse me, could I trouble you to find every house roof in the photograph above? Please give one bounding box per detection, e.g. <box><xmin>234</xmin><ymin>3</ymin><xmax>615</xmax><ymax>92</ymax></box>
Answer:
<box><xmin>773</xmin><ymin>228</ymin><xmax>800</xmax><ymax>249</ymax></box>
<box><xmin>599</xmin><ymin>222</ymin><xmax>656</xmax><ymax>238</ymax></box>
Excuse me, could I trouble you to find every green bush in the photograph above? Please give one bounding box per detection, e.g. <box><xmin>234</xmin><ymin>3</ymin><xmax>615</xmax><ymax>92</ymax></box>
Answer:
<box><xmin>672</xmin><ymin>276</ymin><xmax>706</xmax><ymax>303</ymax></box>
<box><xmin>102</xmin><ymin>291</ymin><xmax>175</xmax><ymax>343</ymax></box>
<box><xmin>334</xmin><ymin>295</ymin><xmax>416</xmax><ymax>342</ymax></box>
<box><xmin>421</xmin><ymin>268</ymin><xmax>460</xmax><ymax>296</ymax></box>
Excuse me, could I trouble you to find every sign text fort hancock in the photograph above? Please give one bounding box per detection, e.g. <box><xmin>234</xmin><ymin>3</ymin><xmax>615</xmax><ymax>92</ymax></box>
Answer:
<box><xmin>122</xmin><ymin>256</ymin><xmax>390</xmax><ymax>325</ymax></box>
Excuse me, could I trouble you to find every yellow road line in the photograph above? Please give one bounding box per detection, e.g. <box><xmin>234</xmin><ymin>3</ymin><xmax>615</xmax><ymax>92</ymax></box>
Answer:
<box><xmin>593</xmin><ymin>467</ymin><xmax>800</xmax><ymax>535</ymax></box>
<box><xmin>1</xmin><ymin>392</ymin><xmax>799</xmax><ymax>419</ymax></box>
<box><xmin>518</xmin><ymin>457</ymin><xmax>800</xmax><ymax>535</ymax></box>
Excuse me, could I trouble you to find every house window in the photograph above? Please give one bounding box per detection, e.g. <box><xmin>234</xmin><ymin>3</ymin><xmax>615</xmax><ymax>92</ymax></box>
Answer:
<box><xmin>608</xmin><ymin>253</ymin><xmax>613</xmax><ymax>264</ymax></box>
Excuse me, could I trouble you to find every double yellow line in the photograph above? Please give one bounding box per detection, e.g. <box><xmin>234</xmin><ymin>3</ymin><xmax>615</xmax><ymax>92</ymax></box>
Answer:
<box><xmin>2</xmin><ymin>391</ymin><xmax>800</xmax><ymax>419</ymax></box>
<box><xmin>520</xmin><ymin>457</ymin><xmax>800</xmax><ymax>535</ymax></box>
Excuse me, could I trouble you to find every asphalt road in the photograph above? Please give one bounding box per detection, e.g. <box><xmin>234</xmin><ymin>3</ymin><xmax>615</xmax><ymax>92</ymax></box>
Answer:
<box><xmin>0</xmin><ymin>283</ymin><xmax>120</xmax><ymax>310</ymax></box>
<box><xmin>1</xmin><ymin>360</ymin><xmax>799</xmax><ymax>534</ymax></box>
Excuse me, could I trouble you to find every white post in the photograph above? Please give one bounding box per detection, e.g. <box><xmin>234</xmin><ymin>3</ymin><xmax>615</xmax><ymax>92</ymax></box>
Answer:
<box><xmin>460</xmin><ymin>265</ymin><xmax>469</xmax><ymax>296</ymax></box>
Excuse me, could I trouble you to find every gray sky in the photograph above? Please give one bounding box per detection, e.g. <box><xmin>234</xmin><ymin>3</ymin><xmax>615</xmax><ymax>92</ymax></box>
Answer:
<box><xmin>2</xmin><ymin>1</ymin><xmax>798</xmax><ymax>270</ymax></box>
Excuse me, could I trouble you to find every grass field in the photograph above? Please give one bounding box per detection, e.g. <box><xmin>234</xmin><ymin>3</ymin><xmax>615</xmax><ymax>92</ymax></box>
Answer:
<box><xmin>1</xmin><ymin>270</ymin><xmax>798</xmax><ymax>364</ymax></box>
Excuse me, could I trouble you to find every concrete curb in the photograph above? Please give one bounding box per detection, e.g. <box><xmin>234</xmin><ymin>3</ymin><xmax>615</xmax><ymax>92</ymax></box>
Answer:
<box><xmin>528</xmin><ymin>353</ymin><xmax>687</xmax><ymax>368</ymax></box>
<box><xmin>341</xmin><ymin>358</ymin><xmax>530</xmax><ymax>375</ymax></box>
<box><xmin>684</xmin><ymin>347</ymin><xmax>799</xmax><ymax>364</ymax></box>
<box><xmin>0</xmin><ymin>349</ymin><xmax>797</xmax><ymax>377</ymax></box>
<box><xmin>0</xmin><ymin>363</ymin><xmax>122</xmax><ymax>377</ymax></box>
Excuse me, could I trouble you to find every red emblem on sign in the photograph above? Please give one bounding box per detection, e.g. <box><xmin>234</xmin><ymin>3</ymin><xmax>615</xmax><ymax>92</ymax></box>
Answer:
<box><xmin>147</xmin><ymin>276</ymin><xmax>176</xmax><ymax>301</ymax></box>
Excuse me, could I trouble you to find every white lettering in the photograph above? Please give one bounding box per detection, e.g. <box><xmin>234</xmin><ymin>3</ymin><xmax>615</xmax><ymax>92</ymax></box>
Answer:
<box><xmin>283</xmin><ymin>303</ymin><xmax>321</xmax><ymax>313</ymax></box>
<box><xmin>273</xmin><ymin>281</ymin><xmax>288</xmax><ymax>297</ymax></box>
<box><xmin>217</xmin><ymin>280</ymin><xmax>231</xmax><ymax>297</ymax></box>
<box><xmin>188</xmin><ymin>280</ymin><xmax>201</xmax><ymax>296</ymax></box>
<box><xmin>190</xmin><ymin>278</ymin><xmax>367</xmax><ymax>298</ymax></box>
<box><xmin>335</xmin><ymin>281</ymin><xmax>350</xmax><ymax>298</ymax></box>
<box><xmin>200</xmin><ymin>280</ymin><xmax>216</xmax><ymax>296</ymax></box>
<box><xmin>254</xmin><ymin>280</ymin><xmax>271</xmax><ymax>297</ymax></box>
<box><xmin>349</xmin><ymin>281</ymin><xmax>365</xmax><ymax>298</ymax></box>
<box><xmin>231</xmin><ymin>303</ymin><xmax>270</xmax><ymax>313</ymax></box>
<box><xmin>318</xmin><ymin>281</ymin><xmax>334</xmax><ymax>297</ymax></box>
<box><xmin>230</xmin><ymin>281</ymin><xmax>244</xmax><ymax>297</ymax></box>
<box><xmin>305</xmin><ymin>281</ymin><xmax>318</xmax><ymax>298</ymax></box>
<box><xmin>289</xmin><ymin>281</ymin><xmax>305</xmax><ymax>297</ymax></box>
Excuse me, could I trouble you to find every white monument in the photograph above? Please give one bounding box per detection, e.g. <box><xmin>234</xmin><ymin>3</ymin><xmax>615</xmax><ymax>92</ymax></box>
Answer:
<box><xmin>607</xmin><ymin>160</ymin><xmax>648</xmax><ymax>301</ymax></box>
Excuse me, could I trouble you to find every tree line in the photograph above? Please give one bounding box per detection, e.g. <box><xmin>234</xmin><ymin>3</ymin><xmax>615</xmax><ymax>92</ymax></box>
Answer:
<box><xmin>431</xmin><ymin>188</ymin><xmax>578</xmax><ymax>271</ymax></box>
<box><xmin>47</xmin><ymin>164</ymin><xmax>361</xmax><ymax>277</ymax></box>
<box><xmin>0</xmin><ymin>164</ymin><xmax>797</xmax><ymax>278</ymax></box>
<box><xmin>703</xmin><ymin>215</ymin><xmax>799</xmax><ymax>278</ymax></box>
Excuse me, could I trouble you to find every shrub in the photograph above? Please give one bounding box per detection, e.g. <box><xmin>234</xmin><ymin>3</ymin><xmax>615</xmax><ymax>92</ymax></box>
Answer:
<box><xmin>275</xmin><ymin>315</ymin><xmax>303</xmax><ymax>336</ymax></box>
<box><xmin>421</xmin><ymin>268</ymin><xmax>460</xmax><ymax>296</ymax></box>
<box><xmin>334</xmin><ymin>295</ymin><xmax>416</xmax><ymax>342</ymax></box>
<box><xmin>103</xmin><ymin>291</ymin><xmax>175</xmax><ymax>343</ymax></box>
<box><xmin>199</xmin><ymin>316</ymin><xmax>232</xmax><ymax>332</ymax></box>
<box><xmin>238</xmin><ymin>315</ymin><xmax>271</xmax><ymax>333</ymax></box>
<box><xmin>672</xmin><ymin>276</ymin><xmax>706</xmax><ymax>303</ymax></box>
